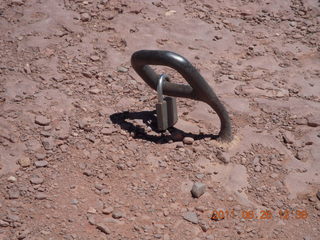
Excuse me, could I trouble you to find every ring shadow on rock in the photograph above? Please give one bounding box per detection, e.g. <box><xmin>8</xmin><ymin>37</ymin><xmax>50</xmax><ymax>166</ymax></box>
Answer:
<box><xmin>110</xmin><ymin>110</ymin><xmax>218</xmax><ymax>144</ymax></box>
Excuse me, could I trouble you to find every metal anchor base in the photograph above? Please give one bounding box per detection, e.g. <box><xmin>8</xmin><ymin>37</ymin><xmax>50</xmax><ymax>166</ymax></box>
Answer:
<box><xmin>131</xmin><ymin>50</ymin><xmax>233</xmax><ymax>142</ymax></box>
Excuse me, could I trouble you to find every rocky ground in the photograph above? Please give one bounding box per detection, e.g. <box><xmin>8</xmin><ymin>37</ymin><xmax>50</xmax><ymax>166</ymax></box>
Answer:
<box><xmin>0</xmin><ymin>0</ymin><xmax>320</xmax><ymax>239</ymax></box>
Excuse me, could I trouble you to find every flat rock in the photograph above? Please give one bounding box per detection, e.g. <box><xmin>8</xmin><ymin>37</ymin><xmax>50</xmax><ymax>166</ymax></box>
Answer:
<box><xmin>182</xmin><ymin>211</ymin><xmax>198</xmax><ymax>224</ymax></box>
<box><xmin>8</xmin><ymin>189</ymin><xmax>20</xmax><ymax>199</ymax></box>
<box><xmin>34</xmin><ymin>160</ymin><xmax>48</xmax><ymax>167</ymax></box>
<box><xmin>19</xmin><ymin>157</ymin><xmax>31</xmax><ymax>167</ymax></box>
<box><xmin>102</xmin><ymin>207</ymin><xmax>113</xmax><ymax>215</ymax></box>
<box><xmin>307</xmin><ymin>115</ymin><xmax>319</xmax><ymax>127</ymax></box>
<box><xmin>30</xmin><ymin>176</ymin><xmax>44</xmax><ymax>184</ymax></box>
<box><xmin>35</xmin><ymin>192</ymin><xmax>47</xmax><ymax>200</ymax></box>
<box><xmin>117</xmin><ymin>66</ymin><xmax>128</xmax><ymax>72</ymax></box>
<box><xmin>0</xmin><ymin>220</ymin><xmax>9</xmax><ymax>227</ymax></box>
<box><xmin>112</xmin><ymin>210</ymin><xmax>124</xmax><ymax>219</ymax></box>
<box><xmin>35</xmin><ymin>116</ymin><xmax>51</xmax><ymax>126</ymax></box>
<box><xmin>96</xmin><ymin>223</ymin><xmax>111</xmax><ymax>234</ymax></box>
<box><xmin>90</xmin><ymin>55</ymin><xmax>100</xmax><ymax>61</ymax></box>
<box><xmin>89</xmin><ymin>88</ymin><xmax>101</xmax><ymax>94</ymax></box>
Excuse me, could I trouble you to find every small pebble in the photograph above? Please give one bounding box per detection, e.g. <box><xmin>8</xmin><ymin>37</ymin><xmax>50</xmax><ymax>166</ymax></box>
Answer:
<box><xmin>19</xmin><ymin>157</ymin><xmax>31</xmax><ymax>167</ymax></box>
<box><xmin>87</xmin><ymin>207</ymin><xmax>97</xmax><ymax>214</ymax></box>
<box><xmin>90</xmin><ymin>55</ymin><xmax>100</xmax><ymax>61</ymax></box>
<box><xmin>34</xmin><ymin>160</ymin><xmax>48</xmax><ymax>167</ymax></box>
<box><xmin>102</xmin><ymin>207</ymin><xmax>113</xmax><ymax>214</ymax></box>
<box><xmin>112</xmin><ymin>210</ymin><xmax>124</xmax><ymax>219</ymax></box>
<box><xmin>191</xmin><ymin>182</ymin><xmax>206</xmax><ymax>198</ymax></box>
<box><xmin>35</xmin><ymin>115</ymin><xmax>51</xmax><ymax>126</ymax></box>
<box><xmin>7</xmin><ymin>176</ymin><xmax>17</xmax><ymax>183</ymax></box>
<box><xmin>183</xmin><ymin>137</ymin><xmax>194</xmax><ymax>145</ymax></box>
<box><xmin>89</xmin><ymin>88</ymin><xmax>101</xmax><ymax>94</ymax></box>
<box><xmin>117</xmin><ymin>66</ymin><xmax>128</xmax><ymax>73</ymax></box>
<box><xmin>0</xmin><ymin>220</ymin><xmax>9</xmax><ymax>227</ymax></box>
<box><xmin>96</xmin><ymin>223</ymin><xmax>111</xmax><ymax>234</ymax></box>
<box><xmin>35</xmin><ymin>193</ymin><xmax>47</xmax><ymax>200</ymax></box>
<box><xmin>30</xmin><ymin>176</ymin><xmax>44</xmax><ymax>184</ymax></box>
<box><xmin>182</xmin><ymin>211</ymin><xmax>198</xmax><ymax>224</ymax></box>
<box><xmin>81</xmin><ymin>12</ymin><xmax>91</xmax><ymax>22</ymax></box>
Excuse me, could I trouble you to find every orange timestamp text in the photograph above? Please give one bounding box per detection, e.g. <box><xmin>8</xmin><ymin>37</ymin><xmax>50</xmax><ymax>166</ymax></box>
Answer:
<box><xmin>211</xmin><ymin>209</ymin><xmax>308</xmax><ymax>221</ymax></box>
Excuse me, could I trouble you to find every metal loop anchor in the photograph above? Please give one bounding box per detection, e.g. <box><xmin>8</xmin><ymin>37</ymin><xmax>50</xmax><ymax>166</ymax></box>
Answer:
<box><xmin>131</xmin><ymin>50</ymin><xmax>233</xmax><ymax>142</ymax></box>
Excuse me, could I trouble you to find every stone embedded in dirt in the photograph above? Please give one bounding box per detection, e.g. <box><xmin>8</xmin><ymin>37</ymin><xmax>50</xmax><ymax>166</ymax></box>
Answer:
<box><xmin>35</xmin><ymin>153</ymin><xmax>46</xmax><ymax>160</ymax></box>
<box><xmin>117</xmin><ymin>66</ymin><xmax>128</xmax><ymax>73</ymax></box>
<box><xmin>282</xmin><ymin>133</ymin><xmax>294</xmax><ymax>144</ymax></box>
<box><xmin>96</xmin><ymin>223</ymin><xmax>111</xmax><ymax>234</ymax></box>
<box><xmin>30</xmin><ymin>176</ymin><xmax>44</xmax><ymax>185</ymax></box>
<box><xmin>17</xmin><ymin>229</ymin><xmax>31</xmax><ymax>239</ymax></box>
<box><xmin>8</xmin><ymin>189</ymin><xmax>20</xmax><ymax>199</ymax></box>
<box><xmin>270</xmin><ymin>173</ymin><xmax>278</xmax><ymax>179</ymax></box>
<box><xmin>195</xmin><ymin>206</ymin><xmax>206</xmax><ymax>213</ymax></box>
<box><xmin>296</xmin><ymin>151</ymin><xmax>308</xmax><ymax>161</ymax></box>
<box><xmin>35</xmin><ymin>192</ymin><xmax>47</xmax><ymax>200</ymax></box>
<box><xmin>87</xmin><ymin>207</ymin><xmax>97</xmax><ymax>214</ymax></box>
<box><xmin>0</xmin><ymin>220</ymin><xmax>9</xmax><ymax>227</ymax></box>
<box><xmin>35</xmin><ymin>115</ymin><xmax>51</xmax><ymax>126</ymax></box>
<box><xmin>102</xmin><ymin>207</ymin><xmax>113</xmax><ymax>215</ymax></box>
<box><xmin>81</xmin><ymin>12</ymin><xmax>91</xmax><ymax>22</ymax></box>
<box><xmin>112</xmin><ymin>210</ymin><xmax>124</xmax><ymax>219</ymax></box>
<box><xmin>101</xmin><ymin>127</ymin><xmax>114</xmax><ymax>135</ymax></box>
<box><xmin>34</xmin><ymin>160</ymin><xmax>48</xmax><ymax>167</ymax></box>
<box><xmin>199</xmin><ymin>221</ymin><xmax>209</xmax><ymax>232</ymax></box>
<box><xmin>191</xmin><ymin>182</ymin><xmax>206</xmax><ymax>198</ymax></box>
<box><xmin>308</xmin><ymin>196</ymin><xmax>317</xmax><ymax>202</ymax></box>
<box><xmin>94</xmin><ymin>183</ymin><xmax>104</xmax><ymax>191</ymax></box>
<box><xmin>165</xmin><ymin>10</ymin><xmax>176</xmax><ymax>16</ymax></box>
<box><xmin>18</xmin><ymin>157</ymin><xmax>31</xmax><ymax>167</ymax></box>
<box><xmin>87</xmin><ymin>215</ymin><xmax>96</xmax><ymax>225</ymax></box>
<box><xmin>83</xmin><ymin>169</ymin><xmax>93</xmax><ymax>176</ymax></box>
<box><xmin>216</xmin><ymin>151</ymin><xmax>229</xmax><ymax>164</ymax></box>
<box><xmin>183</xmin><ymin>137</ymin><xmax>194</xmax><ymax>145</ymax></box>
<box><xmin>182</xmin><ymin>211</ymin><xmax>198</xmax><ymax>224</ymax></box>
<box><xmin>307</xmin><ymin>116</ymin><xmax>319</xmax><ymax>127</ymax></box>
<box><xmin>89</xmin><ymin>88</ymin><xmax>101</xmax><ymax>94</ymax></box>
<box><xmin>82</xmin><ymin>71</ymin><xmax>93</xmax><ymax>78</ymax></box>
<box><xmin>254</xmin><ymin>165</ymin><xmax>262</xmax><ymax>172</ymax></box>
<box><xmin>296</xmin><ymin>118</ymin><xmax>308</xmax><ymax>125</ymax></box>
<box><xmin>90</xmin><ymin>55</ymin><xmax>100</xmax><ymax>61</ymax></box>
<box><xmin>100</xmin><ymin>0</ymin><xmax>109</xmax><ymax>4</ymax></box>
<box><xmin>7</xmin><ymin>176</ymin><xmax>17</xmax><ymax>183</ymax></box>
<box><xmin>42</xmin><ymin>137</ymin><xmax>55</xmax><ymax>150</ymax></box>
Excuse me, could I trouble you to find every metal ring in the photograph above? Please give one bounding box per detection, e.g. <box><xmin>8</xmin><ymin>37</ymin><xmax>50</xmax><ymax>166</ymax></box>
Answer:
<box><xmin>131</xmin><ymin>50</ymin><xmax>233</xmax><ymax>142</ymax></box>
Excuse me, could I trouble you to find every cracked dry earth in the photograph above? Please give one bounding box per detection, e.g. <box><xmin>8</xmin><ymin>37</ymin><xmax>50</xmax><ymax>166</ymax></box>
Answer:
<box><xmin>0</xmin><ymin>0</ymin><xmax>320</xmax><ymax>239</ymax></box>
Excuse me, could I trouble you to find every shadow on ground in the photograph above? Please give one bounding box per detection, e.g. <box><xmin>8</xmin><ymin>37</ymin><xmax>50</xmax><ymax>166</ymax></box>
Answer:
<box><xmin>110</xmin><ymin>110</ymin><xmax>218</xmax><ymax>144</ymax></box>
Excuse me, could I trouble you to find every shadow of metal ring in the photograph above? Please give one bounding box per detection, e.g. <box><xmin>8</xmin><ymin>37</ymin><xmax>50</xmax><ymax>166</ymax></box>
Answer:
<box><xmin>131</xmin><ymin>50</ymin><xmax>233</xmax><ymax>142</ymax></box>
